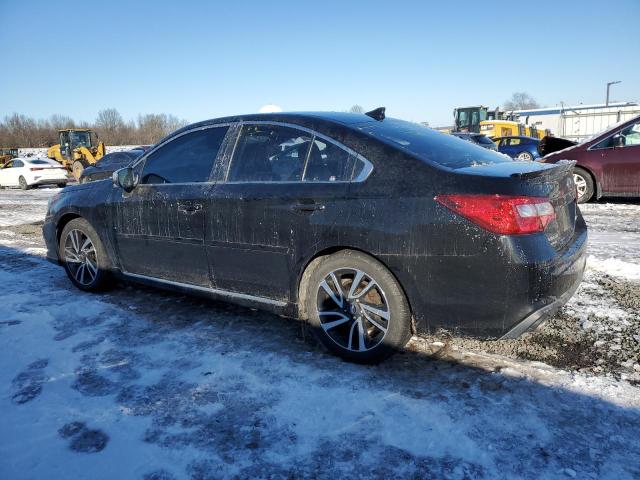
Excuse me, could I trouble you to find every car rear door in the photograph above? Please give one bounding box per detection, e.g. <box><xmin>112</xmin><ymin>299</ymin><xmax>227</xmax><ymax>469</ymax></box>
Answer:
<box><xmin>0</xmin><ymin>160</ymin><xmax>17</xmax><ymax>186</ymax></box>
<box><xmin>111</xmin><ymin>125</ymin><xmax>229</xmax><ymax>286</ymax></box>
<box><xmin>204</xmin><ymin>122</ymin><xmax>364</xmax><ymax>302</ymax></box>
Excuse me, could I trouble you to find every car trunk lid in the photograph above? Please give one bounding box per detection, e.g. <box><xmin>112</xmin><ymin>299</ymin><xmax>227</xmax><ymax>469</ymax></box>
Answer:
<box><xmin>455</xmin><ymin>161</ymin><xmax>577</xmax><ymax>249</ymax></box>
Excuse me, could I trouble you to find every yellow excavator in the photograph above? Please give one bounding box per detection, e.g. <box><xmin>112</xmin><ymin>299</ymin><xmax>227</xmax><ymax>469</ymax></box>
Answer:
<box><xmin>47</xmin><ymin>129</ymin><xmax>106</xmax><ymax>179</ymax></box>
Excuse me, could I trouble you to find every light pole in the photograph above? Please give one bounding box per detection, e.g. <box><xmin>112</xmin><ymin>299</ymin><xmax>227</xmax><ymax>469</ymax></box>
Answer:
<box><xmin>606</xmin><ymin>81</ymin><xmax>621</xmax><ymax>106</ymax></box>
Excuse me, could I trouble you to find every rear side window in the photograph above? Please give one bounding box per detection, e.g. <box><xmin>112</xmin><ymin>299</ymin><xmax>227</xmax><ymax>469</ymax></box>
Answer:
<box><xmin>228</xmin><ymin>125</ymin><xmax>312</xmax><ymax>182</ymax></box>
<box><xmin>303</xmin><ymin>138</ymin><xmax>354</xmax><ymax>182</ymax></box>
<box><xmin>140</xmin><ymin>127</ymin><xmax>228</xmax><ymax>184</ymax></box>
<box><xmin>360</xmin><ymin>118</ymin><xmax>511</xmax><ymax>169</ymax></box>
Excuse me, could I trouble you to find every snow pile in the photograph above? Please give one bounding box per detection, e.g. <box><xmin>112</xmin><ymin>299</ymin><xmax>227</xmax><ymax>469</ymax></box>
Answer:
<box><xmin>587</xmin><ymin>256</ymin><xmax>640</xmax><ymax>282</ymax></box>
<box><xmin>17</xmin><ymin>146</ymin><xmax>142</xmax><ymax>158</ymax></box>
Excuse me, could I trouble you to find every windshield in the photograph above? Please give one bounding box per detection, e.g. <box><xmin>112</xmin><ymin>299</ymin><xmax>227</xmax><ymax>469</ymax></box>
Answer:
<box><xmin>358</xmin><ymin>118</ymin><xmax>512</xmax><ymax>169</ymax></box>
<box><xmin>69</xmin><ymin>131</ymin><xmax>92</xmax><ymax>148</ymax></box>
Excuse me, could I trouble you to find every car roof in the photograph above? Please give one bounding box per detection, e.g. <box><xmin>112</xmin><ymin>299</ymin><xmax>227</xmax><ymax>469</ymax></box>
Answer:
<box><xmin>495</xmin><ymin>136</ymin><xmax>538</xmax><ymax>140</ymax></box>
<box><xmin>172</xmin><ymin>111</ymin><xmax>380</xmax><ymax>136</ymax></box>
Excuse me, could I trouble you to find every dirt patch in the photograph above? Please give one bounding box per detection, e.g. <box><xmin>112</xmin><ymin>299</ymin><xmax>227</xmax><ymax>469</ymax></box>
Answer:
<box><xmin>3</xmin><ymin>221</ymin><xmax>44</xmax><ymax>237</ymax></box>
<box><xmin>420</xmin><ymin>273</ymin><xmax>640</xmax><ymax>382</ymax></box>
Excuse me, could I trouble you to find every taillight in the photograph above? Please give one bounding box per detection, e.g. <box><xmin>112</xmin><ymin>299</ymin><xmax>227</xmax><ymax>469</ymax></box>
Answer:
<box><xmin>435</xmin><ymin>194</ymin><xmax>556</xmax><ymax>235</ymax></box>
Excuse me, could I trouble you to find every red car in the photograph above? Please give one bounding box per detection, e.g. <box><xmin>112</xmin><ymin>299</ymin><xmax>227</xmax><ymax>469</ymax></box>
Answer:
<box><xmin>542</xmin><ymin>114</ymin><xmax>640</xmax><ymax>203</ymax></box>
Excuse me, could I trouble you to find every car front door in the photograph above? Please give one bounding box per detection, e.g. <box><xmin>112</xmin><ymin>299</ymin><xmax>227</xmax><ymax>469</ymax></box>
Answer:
<box><xmin>589</xmin><ymin>120</ymin><xmax>640</xmax><ymax>194</ymax></box>
<box><xmin>205</xmin><ymin>123</ymin><xmax>366</xmax><ymax>302</ymax></box>
<box><xmin>111</xmin><ymin>125</ymin><xmax>229</xmax><ymax>286</ymax></box>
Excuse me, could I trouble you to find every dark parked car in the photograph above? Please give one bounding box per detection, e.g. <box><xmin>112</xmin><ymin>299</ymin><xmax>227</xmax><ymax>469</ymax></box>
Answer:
<box><xmin>542</xmin><ymin>115</ymin><xmax>640</xmax><ymax>203</ymax></box>
<box><xmin>43</xmin><ymin>111</ymin><xmax>587</xmax><ymax>363</ymax></box>
<box><xmin>451</xmin><ymin>132</ymin><xmax>497</xmax><ymax>151</ymax></box>
<box><xmin>495</xmin><ymin>136</ymin><xmax>540</xmax><ymax>161</ymax></box>
<box><xmin>79</xmin><ymin>147</ymin><xmax>150</xmax><ymax>183</ymax></box>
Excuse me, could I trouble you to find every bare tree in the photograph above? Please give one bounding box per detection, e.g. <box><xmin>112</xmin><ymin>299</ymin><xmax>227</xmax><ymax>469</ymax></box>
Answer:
<box><xmin>0</xmin><ymin>110</ymin><xmax>188</xmax><ymax>148</ymax></box>
<box><xmin>349</xmin><ymin>105</ymin><xmax>364</xmax><ymax>114</ymax></box>
<box><xmin>503</xmin><ymin>92</ymin><xmax>540</xmax><ymax>111</ymax></box>
<box><xmin>95</xmin><ymin>108</ymin><xmax>126</xmax><ymax>144</ymax></box>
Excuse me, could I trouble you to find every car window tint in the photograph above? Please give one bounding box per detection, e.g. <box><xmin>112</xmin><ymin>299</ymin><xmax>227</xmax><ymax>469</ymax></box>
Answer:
<box><xmin>140</xmin><ymin>127</ymin><xmax>228</xmax><ymax>184</ymax></box>
<box><xmin>304</xmin><ymin>138</ymin><xmax>353</xmax><ymax>182</ymax></box>
<box><xmin>228</xmin><ymin>125</ymin><xmax>311</xmax><ymax>182</ymax></box>
<box><xmin>510</xmin><ymin>138</ymin><xmax>521</xmax><ymax>146</ymax></box>
<box><xmin>360</xmin><ymin>118</ymin><xmax>511</xmax><ymax>169</ymax></box>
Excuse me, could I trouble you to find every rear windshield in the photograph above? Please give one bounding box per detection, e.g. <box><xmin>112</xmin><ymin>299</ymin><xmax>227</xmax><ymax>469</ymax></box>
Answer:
<box><xmin>359</xmin><ymin>118</ymin><xmax>511</xmax><ymax>169</ymax></box>
<box><xmin>30</xmin><ymin>159</ymin><xmax>52</xmax><ymax>165</ymax></box>
<box><xmin>472</xmin><ymin>135</ymin><xmax>495</xmax><ymax>145</ymax></box>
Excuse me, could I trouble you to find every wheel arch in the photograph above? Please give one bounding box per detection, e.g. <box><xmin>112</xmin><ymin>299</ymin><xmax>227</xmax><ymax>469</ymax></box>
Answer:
<box><xmin>295</xmin><ymin>246</ymin><xmax>416</xmax><ymax>333</ymax></box>
<box><xmin>55</xmin><ymin>213</ymin><xmax>82</xmax><ymax>245</ymax></box>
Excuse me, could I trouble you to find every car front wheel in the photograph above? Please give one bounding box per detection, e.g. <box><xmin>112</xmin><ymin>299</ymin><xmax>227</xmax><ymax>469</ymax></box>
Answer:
<box><xmin>303</xmin><ymin>250</ymin><xmax>412</xmax><ymax>363</ymax></box>
<box><xmin>18</xmin><ymin>176</ymin><xmax>30</xmax><ymax>190</ymax></box>
<box><xmin>59</xmin><ymin>218</ymin><xmax>112</xmax><ymax>291</ymax></box>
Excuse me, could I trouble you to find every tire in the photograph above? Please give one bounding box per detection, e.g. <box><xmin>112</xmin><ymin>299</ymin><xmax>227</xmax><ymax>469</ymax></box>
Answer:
<box><xmin>573</xmin><ymin>167</ymin><xmax>594</xmax><ymax>204</ymax></box>
<box><xmin>302</xmin><ymin>250</ymin><xmax>412</xmax><ymax>364</ymax></box>
<box><xmin>59</xmin><ymin>218</ymin><xmax>113</xmax><ymax>292</ymax></box>
<box><xmin>516</xmin><ymin>151</ymin><xmax>534</xmax><ymax>161</ymax></box>
<box><xmin>18</xmin><ymin>176</ymin><xmax>30</xmax><ymax>190</ymax></box>
<box><xmin>72</xmin><ymin>160</ymin><xmax>87</xmax><ymax>181</ymax></box>
<box><xmin>57</xmin><ymin>183</ymin><xmax>67</xmax><ymax>189</ymax></box>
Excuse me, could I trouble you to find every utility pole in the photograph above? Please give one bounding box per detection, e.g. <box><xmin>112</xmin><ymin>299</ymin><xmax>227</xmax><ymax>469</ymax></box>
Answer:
<box><xmin>606</xmin><ymin>81</ymin><xmax>621</xmax><ymax>106</ymax></box>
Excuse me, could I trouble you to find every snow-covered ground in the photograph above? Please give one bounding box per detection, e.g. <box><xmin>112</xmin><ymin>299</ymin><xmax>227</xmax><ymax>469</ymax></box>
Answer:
<box><xmin>0</xmin><ymin>188</ymin><xmax>639</xmax><ymax>479</ymax></box>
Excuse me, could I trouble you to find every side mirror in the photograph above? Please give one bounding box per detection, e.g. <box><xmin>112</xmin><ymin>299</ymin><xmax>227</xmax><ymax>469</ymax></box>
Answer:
<box><xmin>113</xmin><ymin>167</ymin><xmax>137</xmax><ymax>192</ymax></box>
<box><xmin>612</xmin><ymin>134</ymin><xmax>625</xmax><ymax>148</ymax></box>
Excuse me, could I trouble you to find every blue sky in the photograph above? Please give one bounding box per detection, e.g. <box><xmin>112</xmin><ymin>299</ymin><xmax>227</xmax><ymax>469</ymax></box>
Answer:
<box><xmin>1</xmin><ymin>0</ymin><xmax>638</xmax><ymax>127</ymax></box>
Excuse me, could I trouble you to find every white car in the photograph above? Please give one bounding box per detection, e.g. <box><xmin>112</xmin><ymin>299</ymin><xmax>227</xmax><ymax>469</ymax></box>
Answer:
<box><xmin>0</xmin><ymin>157</ymin><xmax>69</xmax><ymax>190</ymax></box>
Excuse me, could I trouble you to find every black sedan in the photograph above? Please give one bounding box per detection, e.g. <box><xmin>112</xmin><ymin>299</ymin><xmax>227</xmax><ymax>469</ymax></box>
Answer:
<box><xmin>79</xmin><ymin>147</ymin><xmax>149</xmax><ymax>183</ymax></box>
<box><xmin>43</xmin><ymin>110</ymin><xmax>587</xmax><ymax>363</ymax></box>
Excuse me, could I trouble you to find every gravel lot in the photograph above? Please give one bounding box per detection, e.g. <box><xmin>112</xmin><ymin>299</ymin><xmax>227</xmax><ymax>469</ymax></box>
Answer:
<box><xmin>1</xmin><ymin>187</ymin><xmax>639</xmax><ymax>479</ymax></box>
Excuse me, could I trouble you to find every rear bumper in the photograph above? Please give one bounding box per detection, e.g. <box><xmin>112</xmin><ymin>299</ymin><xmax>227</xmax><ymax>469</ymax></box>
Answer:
<box><xmin>30</xmin><ymin>177</ymin><xmax>68</xmax><ymax>186</ymax></box>
<box><xmin>384</xmin><ymin>216</ymin><xmax>588</xmax><ymax>338</ymax></box>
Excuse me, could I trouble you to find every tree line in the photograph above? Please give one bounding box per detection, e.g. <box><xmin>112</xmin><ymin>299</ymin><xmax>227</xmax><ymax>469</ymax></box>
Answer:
<box><xmin>0</xmin><ymin>108</ymin><xmax>188</xmax><ymax>148</ymax></box>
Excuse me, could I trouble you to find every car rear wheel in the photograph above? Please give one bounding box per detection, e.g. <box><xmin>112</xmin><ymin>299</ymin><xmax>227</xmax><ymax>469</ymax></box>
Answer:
<box><xmin>59</xmin><ymin>218</ymin><xmax>112</xmax><ymax>292</ymax></box>
<box><xmin>573</xmin><ymin>167</ymin><xmax>594</xmax><ymax>203</ymax></box>
<box><xmin>57</xmin><ymin>183</ymin><xmax>67</xmax><ymax>188</ymax></box>
<box><xmin>303</xmin><ymin>250</ymin><xmax>412</xmax><ymax>363</ymax></box>
<box><xmin>18</xmin><ymin>176</ymin><xmax>29</xmax><ymax>190</ymax></box>
<box><xmin>72</xmin><ymin>160</ymin><xmax>87</xmax><ymax>181</ymax></box>
<box><xmin>516</xmin><ymin>151</ymin><xmax>534</xmax><ymax>161</ymax></box>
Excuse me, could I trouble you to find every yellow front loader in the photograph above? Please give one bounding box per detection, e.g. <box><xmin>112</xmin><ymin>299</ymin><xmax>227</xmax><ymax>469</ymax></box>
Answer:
<box><xmin>47</xmin><ymin>129</ymin><xmax>106</xmax><ymax>180</ymax></box>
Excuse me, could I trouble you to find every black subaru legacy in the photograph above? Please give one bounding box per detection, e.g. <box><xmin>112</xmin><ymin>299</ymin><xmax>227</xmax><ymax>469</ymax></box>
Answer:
<box><xmin>43</xmin><ymin>109</ymin><xmax>587</xmax><ymax>363</ymax></box>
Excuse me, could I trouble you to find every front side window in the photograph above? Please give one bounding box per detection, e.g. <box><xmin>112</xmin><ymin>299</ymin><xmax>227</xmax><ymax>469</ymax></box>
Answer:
<box><xmin>140</xmin><ymin>127</ymin><xmax>228</xmax><ymax>184</ymax></box>
<box><xmin>593</xmin><ymin>121</ymin><xmax>640</xmax><ymax>149</ymax></box>
<box><xmin>228</xmin><ymin>125</ymin><xmax>312</xmax><ymax>182</ymax></box>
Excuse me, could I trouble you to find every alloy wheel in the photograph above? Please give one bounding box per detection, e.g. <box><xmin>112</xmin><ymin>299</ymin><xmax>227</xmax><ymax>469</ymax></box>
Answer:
<box><xmin>516</xmin><ymin>152</ymin><xmax>533</xmax><ymax>161</ymax></box>
<box><xmin>573</xmin><ymin>173</ymin><xmax>587</xmax><ymax>199</ymax></box>
<box><xmin>316</xmin><ymin>268</ymin><xmax>390</xmax><ymax>352</ymax></box>
<box><xmin>64</xmin><ymin>229</ymin><xmax>98</xmax><ymax>286</ymax></box>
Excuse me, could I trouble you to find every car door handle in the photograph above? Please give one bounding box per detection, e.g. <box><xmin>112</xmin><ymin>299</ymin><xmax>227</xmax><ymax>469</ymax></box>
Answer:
<box><xmin>291</xmin><ymin>202</ymin><xmax>325</xmax><ymax>213</ymax></box>
<box><xmin>178</xmin><ymin>203</ymin><xmax>203</xmax><ymax>214</ymax></box>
